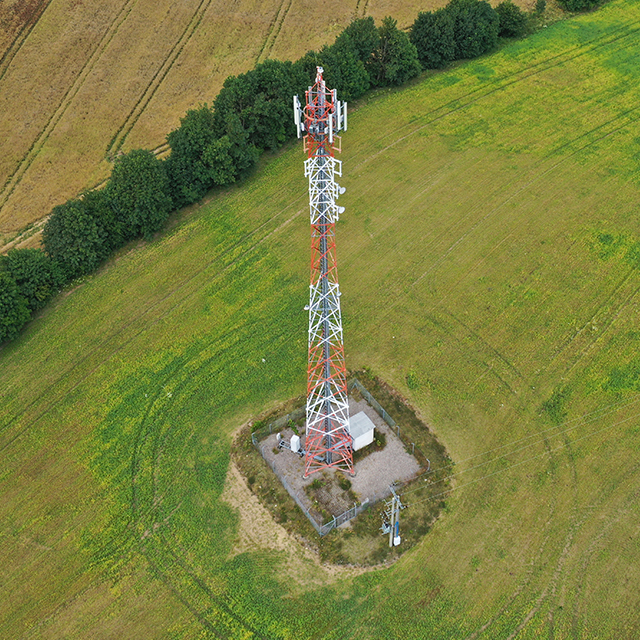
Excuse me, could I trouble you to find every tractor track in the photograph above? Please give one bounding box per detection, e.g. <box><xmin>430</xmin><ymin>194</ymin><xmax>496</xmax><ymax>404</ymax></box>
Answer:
<box><xmin>351</xmin><ymin>19</ymin><xmax>640</xmax><ymax>170</ymax></box>
<box><xmin>126</xmin><ymin>342</ymin><xmax>272</xmax><ymax>637</ymax></box>
<box><xmin>0</xmin><ymin>0</ymin><xmax>52</xmax><ymax>85</ymax></box>
<box><xmin>0</xmin><ymin>189</ymin><xmax>306</xmax><ymax>452</ymax></box>
<box><xmin>0</xmin><ymin>0</ymin><xmax>142</xmax><ymax>215</ymax></box>
<box><xmin>256</xmin><ymin>0</ymin><xmax>293</xmax><ymax>65</ymax></box>
<box><xmin>105</xmin><ymin>0</ymin><xmax>215</xmax><ymax>157</ymax></box>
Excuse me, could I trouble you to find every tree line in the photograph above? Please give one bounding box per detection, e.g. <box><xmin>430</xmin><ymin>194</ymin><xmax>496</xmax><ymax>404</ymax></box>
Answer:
<box><xmin>0</xmin><ymin>0</ymin><xmax>599</xmax><ymax>344</ymax></box>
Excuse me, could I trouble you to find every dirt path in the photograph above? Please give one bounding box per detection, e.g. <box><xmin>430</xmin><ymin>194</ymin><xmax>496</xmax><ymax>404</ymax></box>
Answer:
<box><xmin>221</xmin><ymin>460</ymin><xmax>371</xmax><ymax>589</ymax></box>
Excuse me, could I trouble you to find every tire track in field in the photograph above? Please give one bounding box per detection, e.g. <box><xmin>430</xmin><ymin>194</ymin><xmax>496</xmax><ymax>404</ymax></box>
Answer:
<box><xmin>105</xmin><ymin>0</ymin><xmax>215</xmax><ymax>157</ymax></box>
<box><xmin>397</xmin><ymin>102</ymin><xmax>640</xmax><ymax>301</ymax></box>
<box><xmin>569</xmin><ymin>478</ymin><xmax>640</xmax><ymax>638</ymax></box>
<box><xmin>371</xmin><ymin>103</ymin><xmax>640</xmax><ymax>336</ymax></box>
<box><xmin>502</xmin><ymin>460</ymin><xmax>640</xmax><ymax>639</ymax></box>
<box><xmin>126</xmin><ymin>348</ymin><xmax>271</xmax><ymax>638</ymax></box>
<box><xmin>351</xmin><ymin>20</ymin><xmax>640</xmax><ymax>170</ymax></box>
<box><xmin>0</xmin><ymin>185</ymin><xmax>307</xmax><ymax>451</ymax></box>
<box><xmin>546</xmin><ymin>268</ymin><xmax>640</xmax><ymax>376</ymax></box>
<box><xmin>467</xmin><ymin>444</ymin><xmax>624</xmax><ymax>639</ymax></box>
<box><xmin>0</xmin><ymin>0</ymin><xmax>142</xmax><ymax>214</ymax></box>
<box><xmin>353</xmin><ymin>0</ymin><xmax>368</xmax><ymax>19</ymax></box>
<box><xmin>255</xmin><ymin>0</ymin><xmax>293</xmax><ymax>65</ymax></box>
<box><xmin>465</xmin><ymin>480</ymin><xmax>560</xmax><ymax>640</ymax></box>
<box><xmin>0</xmin><ymin>0</ymin><xmax>52</xmax><ymax>85</ymax></box>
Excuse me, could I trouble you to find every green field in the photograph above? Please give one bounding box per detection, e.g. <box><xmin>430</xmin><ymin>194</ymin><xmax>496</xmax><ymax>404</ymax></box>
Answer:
<box><xmin>2</xmin><ymin>0</ymin><xmax>640</xmax><ymax>637</ymax></box>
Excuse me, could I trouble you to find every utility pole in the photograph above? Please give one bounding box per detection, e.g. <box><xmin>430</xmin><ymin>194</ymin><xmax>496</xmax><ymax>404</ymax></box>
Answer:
<box><xmin>381</xmin><ymin>486</ymin><xmax>403</xmax><ymax>547</ymax></box>
<box><xmin>294</xmin><ymin>67</ymin><xmax>353</xmax><ymax>478</ymax></box>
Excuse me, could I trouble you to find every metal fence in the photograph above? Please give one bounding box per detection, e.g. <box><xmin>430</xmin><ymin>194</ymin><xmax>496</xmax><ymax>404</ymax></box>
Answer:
<box><xmin>258</xmin><ymin>444</ymin><xmax>370</xmax><ymax>536</ymax></box>
<box><xmin>251</xmin><ymin>378</ymin><xmax>408</xmax><ymax>535</ymax></box>
<box><xmin>251</xmin><ymin>405</ymin><xmax>306</xmax><ymax>446</ymax></box>
<box><xmin>348</xmin><ymin>378</ymin><xmax>397</xmax><ymax>428</ymax></box>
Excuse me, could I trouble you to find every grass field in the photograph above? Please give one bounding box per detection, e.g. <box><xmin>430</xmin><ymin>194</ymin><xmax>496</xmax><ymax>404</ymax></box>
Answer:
<box><xmin>0</xmin><ymin>0</ymin><xmax>488</xmax><ymax>250</ymax></box>
<box><xmin>2</xmin><ymin>0</ymin><xmax>640</xmax><ymax>636</ymax></box>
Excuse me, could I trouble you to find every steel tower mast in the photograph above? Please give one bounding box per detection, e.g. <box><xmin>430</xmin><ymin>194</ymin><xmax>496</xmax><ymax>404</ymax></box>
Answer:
<box><xmin>293</xmin><ymin>67</ymin><xmax>354</xmax><ymax>478</ymax></box>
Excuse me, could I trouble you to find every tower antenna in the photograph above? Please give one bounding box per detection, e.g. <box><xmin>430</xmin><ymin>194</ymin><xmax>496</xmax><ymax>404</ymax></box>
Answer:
<box><xmin>294</xmin><ymin>67</ymin><xmax>353</xmax><ymax>478</ymax></box>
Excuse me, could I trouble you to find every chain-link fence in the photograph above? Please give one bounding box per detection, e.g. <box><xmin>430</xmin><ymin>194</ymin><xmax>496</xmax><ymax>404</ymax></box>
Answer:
<box><xmin>251</xmin><ymin>405</ymin><xmax>306</xmax><ymax>446</ymax></box>
<box><xmin>258</xmin><ymin>444</ymin><xmax>370</xmax><ymax>536</ymax></box>
<box><xmin>348</xmin><ymin>378</ymin><xmax>397</xmax><ymax>428</ymax></box>
<box><xmin>251</xmin><ymin>378</ymin><xmax>413</xmax><ymax>535</ymax></box>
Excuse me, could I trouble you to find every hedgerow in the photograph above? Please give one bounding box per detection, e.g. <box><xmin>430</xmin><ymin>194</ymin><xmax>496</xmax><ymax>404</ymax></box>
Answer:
<box><xmin>0</xmin><ymin>0</ymin><xmax>587</xmax><ymax>344</ymax></box>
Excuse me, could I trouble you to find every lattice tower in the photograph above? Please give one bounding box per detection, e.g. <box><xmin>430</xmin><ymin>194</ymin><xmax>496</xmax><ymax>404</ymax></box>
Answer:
<box><xmin>293</xmin><ymin>67</ymin><xmax>354</xmax><ymax>478</ymax></box>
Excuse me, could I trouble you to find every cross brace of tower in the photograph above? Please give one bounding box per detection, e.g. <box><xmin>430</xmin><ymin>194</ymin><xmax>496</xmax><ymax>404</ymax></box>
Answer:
<box><xmin>293</xmin><ymin>67</ymin><xmax>353</xmax><ymax>478</ymax></box>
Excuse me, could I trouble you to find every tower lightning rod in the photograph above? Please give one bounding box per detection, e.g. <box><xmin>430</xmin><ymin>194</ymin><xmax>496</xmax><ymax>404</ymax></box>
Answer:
<box><xmin>294</xmin><ymin>67</ymin><xmax>353</xmax><ymax>478</ymax></box>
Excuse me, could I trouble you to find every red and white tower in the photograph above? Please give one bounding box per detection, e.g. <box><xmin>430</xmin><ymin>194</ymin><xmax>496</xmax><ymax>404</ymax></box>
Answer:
<box><xmin>293</xmin><ymin>67</ymin><xmax>353</xmax><ymax>478</ymax></box>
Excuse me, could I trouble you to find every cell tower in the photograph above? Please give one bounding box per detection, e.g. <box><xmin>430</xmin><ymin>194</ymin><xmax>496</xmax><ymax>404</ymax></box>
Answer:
<box><xmin>293</xmin><ymin>67</ymin><xmax>354</xmax><ymax>478</ymax></box>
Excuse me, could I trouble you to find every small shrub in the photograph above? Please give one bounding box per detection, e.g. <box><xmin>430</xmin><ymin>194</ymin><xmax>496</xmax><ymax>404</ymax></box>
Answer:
<box><xmin>535</xmin><ymin>0</ymin><xmax>546</xmax><ymax>12</ymax></box>
<box><xmin>338</xmin><ymin>476</ymin><xmax>352</xmax><ymax>491</ymax></box>
<box><xmin>251</xmin><ymin>420</ymin><xmax>265</xmax><ymax>433</ymax></box>
<box><xmin>375</xmin><ymin>430</ymin><xmax>387</xmax><ymax>449</ymax></box>
<box><xmin>406</xmin><ymin>370</ymin><xmax>419</xmax><ymax>389</ymax></box>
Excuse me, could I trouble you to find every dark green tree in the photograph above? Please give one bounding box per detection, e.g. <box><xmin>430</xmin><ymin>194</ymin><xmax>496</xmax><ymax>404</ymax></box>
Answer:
<box><xmin>410</xmin><ymin>9</ymin><xmax>456</xmax><ymax>69</ymax></box>
<box><xmin>496</xmin><ymin>0</ymin><xmax>527</xmax><ymax>37</ymax></box>
<box><xmin>369</xmin><ymin>17</ymin><xmax>421</xmax><ymax>87</ymax></box>
<box><xmin>1</xmin><ymin>248</ymin><xmax>62</xmax><ymax>312</ymax></box>
<box><xmin>336</xmin><ymin>17</ymin><xmax>380</xmax><ymax>65</ymax></box>
<box><xmin>165</xmin><ymin>105</ymin><xmax>220</xmax><ymax>207</ymax></box>
<box><xmin>213</xmin><ymin>59</ymin><xmax>302</xmax><ymax>152</ymax></box>
<box><xmin>106</xmin><ymin>149</ymin><xmax>173</xmax><ymax>240</ymax></box>
<box><xmin>448</xmin><ymin>0</ymin><xmax>499</xmax><ymax>60</ymax></box>
<box><xmin>213</xmin><ymin>112</ymin><xmax>261</xmax><ymax>176</ymax></box>
<box><xmin>202</xmin><ymin>135</ymin><xmax>237</xmax><ymax>187</ymax></box>
<box><xmin>43</xmin><ymin>198</ymin><xmax>109</xmax><ymax>280</ymax></box>
<box><xmin>558</xmin><ymin>0</ymin><xmax>599</xmax><ymax>10</ymax></box>
<box><xmin>296</xmin><ymin>36</ymin><xmax>370</xmax><ymax>102</ymax></box>
<box><xmin>0</xmin><ymin>270</ymin><xmax>30</xmax><ymax>343</ymax></box>
<box><xmin>82</xmin><ymin>188</ymin><xmax>126</xmax><ymax>254</ymax></box>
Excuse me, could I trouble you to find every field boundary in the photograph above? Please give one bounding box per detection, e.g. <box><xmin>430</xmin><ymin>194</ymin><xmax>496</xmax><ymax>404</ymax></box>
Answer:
<box><xmin>0</xmin><ymin>0</ymin><xmax>52</xmax><ymax>85</ymax></box>
<box><xmin>0</xmin><ymin>0</ymin><xmax>142</xmax><ymax>215</ymax></box>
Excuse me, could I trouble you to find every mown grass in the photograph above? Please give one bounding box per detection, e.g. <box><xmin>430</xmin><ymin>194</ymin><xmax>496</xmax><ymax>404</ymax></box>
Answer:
<box><xmin>2</xmin><ymin>0</ymin><xmax>640</xmax><ymax>637</ymax></box>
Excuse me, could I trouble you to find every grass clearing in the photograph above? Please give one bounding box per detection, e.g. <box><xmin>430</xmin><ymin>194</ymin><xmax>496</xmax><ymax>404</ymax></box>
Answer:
<box><xmin>2</xmin><ymin>0</ymin><xmax>640</xmax><ymax>636</ymax></box>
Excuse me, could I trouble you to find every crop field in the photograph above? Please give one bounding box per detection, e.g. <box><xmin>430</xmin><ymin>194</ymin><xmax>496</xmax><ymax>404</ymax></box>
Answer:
<box><xmin>0</xmin><ymin>0</ymin><xmax>480</xmax><ymax>250</ymax></box>
<box><xmin>2</xmin><ymin>0</ymin><xmax>640</xmax><ymax>637</ymax></box>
